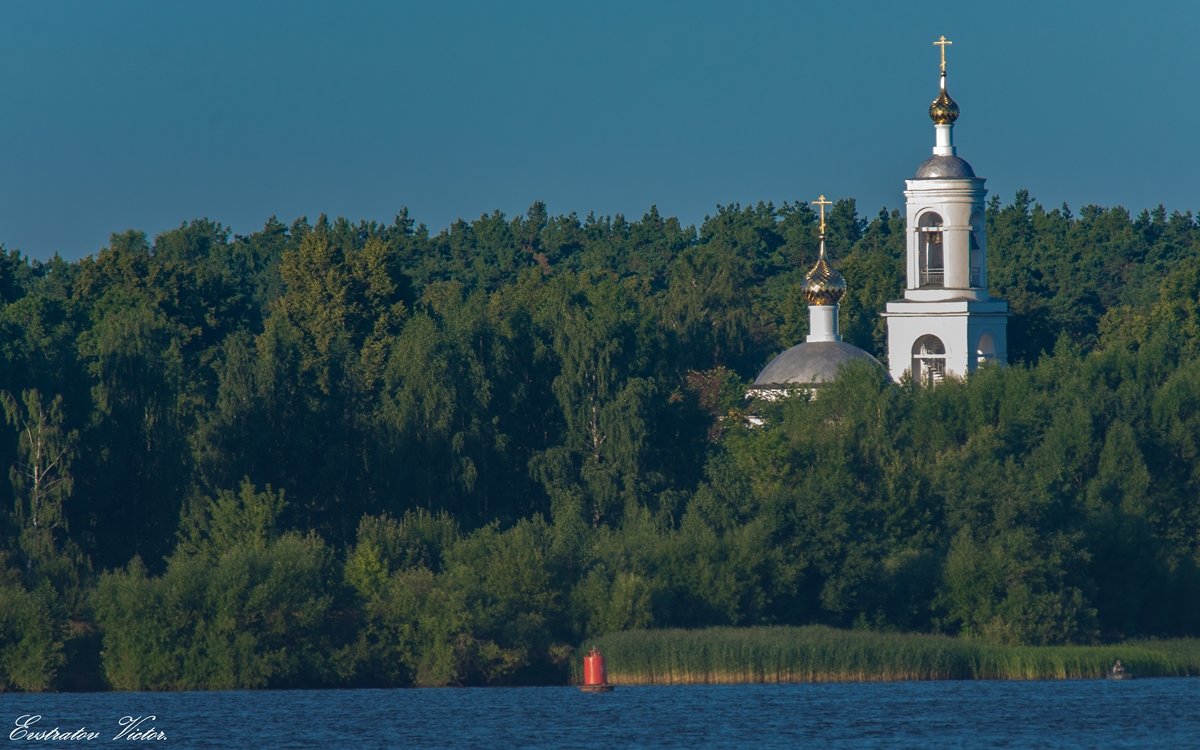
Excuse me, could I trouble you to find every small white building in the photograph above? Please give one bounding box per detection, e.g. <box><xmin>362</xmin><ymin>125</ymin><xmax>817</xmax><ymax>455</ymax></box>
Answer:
<box><xmin>882</xmin><ymin>38</ymin><xmax>1008</xmax><ymax>384</ymax></box>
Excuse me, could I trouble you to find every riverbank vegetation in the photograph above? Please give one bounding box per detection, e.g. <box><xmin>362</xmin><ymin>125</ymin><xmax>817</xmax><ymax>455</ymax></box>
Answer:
<box><xmin>2</xmin><ymin>195</ymin><xmax>1200</xmax><ymax>689</ymax></box>
<box><xmin>584</xmin><ymin>627</ymin><xmax>1200</xmax><ymax>683</ymax></box>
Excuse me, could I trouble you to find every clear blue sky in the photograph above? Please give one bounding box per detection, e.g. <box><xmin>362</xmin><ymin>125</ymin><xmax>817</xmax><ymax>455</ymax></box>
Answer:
<box><xmin>2</xmin><ymin>0</ymin><xmax>1197</xmax><ymax>260</ymax></box>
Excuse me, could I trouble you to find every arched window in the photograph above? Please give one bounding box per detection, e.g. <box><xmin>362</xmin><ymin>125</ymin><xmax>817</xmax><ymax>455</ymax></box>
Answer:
<box><xmin>912</xmin><ymin>334</ymin><xmax>946</xmax><ymax>384</ymax></box>
<box><xmin>976</xmin><ymin>332</ymin><xmax>996</xmax><ymax>367</ymax></box>
<box><xmin>969</xmin><ymin>208</ymin><xmax>985</xmax><ymax>287</ymax></box>
<box><xmin>918</xmin><ymin>212</ymin><xmax>944</xmax><ymax>287</ymax></box>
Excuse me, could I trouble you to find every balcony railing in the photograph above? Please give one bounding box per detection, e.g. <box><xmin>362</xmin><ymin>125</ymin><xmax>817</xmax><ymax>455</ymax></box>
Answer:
<box><xmin>920</xmin><ymin>266</ymin><xmax>983</xmax><ymax>288</ymax></box>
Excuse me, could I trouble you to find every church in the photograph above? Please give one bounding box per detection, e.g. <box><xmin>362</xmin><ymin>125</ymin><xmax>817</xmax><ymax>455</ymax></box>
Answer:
<box><xmin>749</xmin><ymin>196</ymin><xmax>886</xmax><ymax>399</ymax></box>
<box><xmin>751</xmin><ymin>36</ymin><xmax>1008</xmax><ymax>394</ymax></box>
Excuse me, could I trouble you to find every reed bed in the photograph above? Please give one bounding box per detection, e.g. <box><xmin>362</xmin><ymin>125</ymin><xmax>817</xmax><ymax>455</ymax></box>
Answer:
<box><xmin>574</xmin><ymin>627</ymin><xmax>1200</xmax><ymax>685</ymax></box>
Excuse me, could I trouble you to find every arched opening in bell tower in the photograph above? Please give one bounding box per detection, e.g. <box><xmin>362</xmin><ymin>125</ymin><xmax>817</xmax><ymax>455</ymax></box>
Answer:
<box><xmin>912</xmin><ymin>334</ymin><xmax>947</xmax><ymax>384</ymax></box>
<box><xmin>969</xmin><ymin>208</ymin><xmax>985</xmax><ymax>287</ymax></box>
<box><xmin>917</xmin><ymin>212</ymin><xmax>944</xmax><ymax>288</ymax></box>
<box><xmin>976</xmin><ymin>331</ymin><xmax>996</xmax><ymax>367</ymax></box>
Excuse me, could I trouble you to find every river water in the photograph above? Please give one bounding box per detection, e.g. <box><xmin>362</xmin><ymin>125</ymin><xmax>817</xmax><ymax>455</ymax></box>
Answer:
<box><xmin>1</xmin><ymin>678</ymin><xmax>1195</xmax><ymax>748</ymax></box>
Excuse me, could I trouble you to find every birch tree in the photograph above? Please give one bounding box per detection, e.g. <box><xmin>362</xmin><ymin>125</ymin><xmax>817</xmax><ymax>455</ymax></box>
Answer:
<box><xmin>1</xmin><ymin>389</ymin><xmax>77</xmax><ymax>564</ymax></box>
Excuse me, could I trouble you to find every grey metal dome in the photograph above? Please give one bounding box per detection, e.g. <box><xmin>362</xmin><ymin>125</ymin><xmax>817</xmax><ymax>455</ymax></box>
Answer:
<box><xmin>914</xmin><ymin>154</ymin><xmax>976</xmax><ymax>179</ymax></box>
<box><xmin>751</xmin><ymin>341</ymin><xmax>886</xmax><ymax>388</ymax></box>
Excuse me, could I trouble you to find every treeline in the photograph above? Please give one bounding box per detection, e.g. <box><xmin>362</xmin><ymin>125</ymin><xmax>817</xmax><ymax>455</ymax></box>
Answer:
<box><xmin>1</xmin><ymin>194</ymin><xmax>1199</xmax><ymax>689</ymax></box>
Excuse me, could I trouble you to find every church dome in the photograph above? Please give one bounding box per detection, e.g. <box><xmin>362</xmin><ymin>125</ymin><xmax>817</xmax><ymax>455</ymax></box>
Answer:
<box><xmin>751</xmin><ymin>341</ymin><xmax>886</xmax><ymax>389</ymax></box>
<box><xmin>929</xmin><ymin>87</ymin><xmax>959</xmax><ymax>124</ymax></box>
<box><xmin>914</xmin><ymin>154</ymin><xmax>976</xmax><ymax>179</ymax></box>
<box><xmin>804</xmin><ymin>255</ymin><xmax>846</xmax><ymax>305</ymax></box>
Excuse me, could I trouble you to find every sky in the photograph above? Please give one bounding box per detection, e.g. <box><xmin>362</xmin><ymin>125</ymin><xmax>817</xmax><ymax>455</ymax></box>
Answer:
<box><xmin>2</xmin><ymin>0</ymin><xmax>1198</xmax><ymax>260</ymax></box>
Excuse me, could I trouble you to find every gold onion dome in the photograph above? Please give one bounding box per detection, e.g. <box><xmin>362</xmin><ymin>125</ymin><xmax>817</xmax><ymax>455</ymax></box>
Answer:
<box><xmin>804</xmin><ymin>249</ymin><xmax>846</xmax><ymax>305</ymax></box>
<box><xmin>929</xmin><ymin>81</ymin><xmax>959</xmax><ymax>124</ymax></box>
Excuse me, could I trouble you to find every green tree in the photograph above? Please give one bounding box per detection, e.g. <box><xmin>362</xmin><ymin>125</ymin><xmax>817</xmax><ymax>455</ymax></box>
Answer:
<box><xmin>1</xmin><ymin>389</ymin><xmax>77</xmax><ymax>569</ymax></box>
<box><xmin>0</xmin><ymin>563</ymin><xmax>65</xmax><ymax>691</ymax></box>
<box><xmin>95</xmin><ymin>481</ymin><xmax>344</xmax><ymax>690</ymax></box>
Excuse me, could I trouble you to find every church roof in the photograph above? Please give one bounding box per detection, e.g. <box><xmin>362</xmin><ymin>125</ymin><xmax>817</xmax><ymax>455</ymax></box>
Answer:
<box><xmin>914</xmin><ymin>154</ymin><xmax>976</xmax><ymax>179</ymax></box>
<box><xmin>751</xmin><ymin>341</ymin><xmax>886</xmax><ymax>388</ymax></box>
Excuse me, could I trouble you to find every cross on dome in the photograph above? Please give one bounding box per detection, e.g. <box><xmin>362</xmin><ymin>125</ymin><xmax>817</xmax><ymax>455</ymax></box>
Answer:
<box><xmin>805</xmin><ymin>193</ymin><xmax>845</xmax><ymax>306</ymax></box>
<box><xmin>933</xmin><ymin>35</ymin><xmax>952</xmax><ymax>74</ymax></box>
<box><xmin>929</xmin><ymin>35</ymin><xmax>960</xmax><ymax>125</ymax></box>
<box><xmin>812</xmin><ymin>194</ymin><xmax>832</xmax><ymax>236</ymax></box>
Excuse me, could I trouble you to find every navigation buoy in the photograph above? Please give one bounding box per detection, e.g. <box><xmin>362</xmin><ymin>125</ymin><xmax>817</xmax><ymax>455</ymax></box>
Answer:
<box><xmin>580</xmin><ymin>647</ymin><xmax>615</xmax><ymax>692</ymax></box>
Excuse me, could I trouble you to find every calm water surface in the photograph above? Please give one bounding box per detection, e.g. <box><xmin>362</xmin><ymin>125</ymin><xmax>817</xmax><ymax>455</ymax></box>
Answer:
<box><xmin>1</xmin><ymin>679</ymin><xmax>1195</xmax><ymax>748</ymax></box>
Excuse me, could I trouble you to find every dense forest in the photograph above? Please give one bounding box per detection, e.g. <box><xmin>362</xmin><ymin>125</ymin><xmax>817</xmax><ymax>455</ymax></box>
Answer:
<box><xmin>2</xmin><ymin>192</ymin><xmax>1200</xmax><ymax>690</ymax></box>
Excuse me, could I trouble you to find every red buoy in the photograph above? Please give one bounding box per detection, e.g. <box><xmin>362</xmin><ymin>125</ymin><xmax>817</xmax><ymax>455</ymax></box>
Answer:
<box><xmin>580</xmin><ymin>647</ymin><xmax>614</xmax><ymax>692</ymax></box>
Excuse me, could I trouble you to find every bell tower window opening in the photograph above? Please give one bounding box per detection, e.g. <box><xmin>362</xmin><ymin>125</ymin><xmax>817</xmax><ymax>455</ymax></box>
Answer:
<box><xmin>969</xmin><ymin>208</ymin><xmax>985</xmax><ymax>287</ymax></box>
<box><xmin>917</xmin><ymin>212</ymin><xmax>944</xmax><ymax>287</ymax></box>
<box><xmin>976</xmin><ymin>332</ymin><xmax>996</xmax><ymax>367</ymax></box>
<box><xmin>912</xmin><ymin>334</ymin><xmax>947</xmax><ymax>385</ymax></box>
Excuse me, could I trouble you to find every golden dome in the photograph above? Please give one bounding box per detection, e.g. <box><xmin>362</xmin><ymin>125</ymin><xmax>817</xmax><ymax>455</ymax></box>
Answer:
<box><xmin>930</xmin><ymin>84</ymin><xmax>959</xmax><ymax>125</ymax></box>
<box><xmin>804</xmin><ymin>251</ymin><xmax>846</xmax><ymax>305</ymax></box>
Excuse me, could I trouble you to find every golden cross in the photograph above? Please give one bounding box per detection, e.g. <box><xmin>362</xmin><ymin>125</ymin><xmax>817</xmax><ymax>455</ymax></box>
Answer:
<box><xmin>933</xmin><ymin>35</ymin><xmax>952</xmax><ymax>73</ymax></box>
<box><xmin>812</xmin><ymin>194</ymin><xmax>832</xmax><ymax>235</ymax></box>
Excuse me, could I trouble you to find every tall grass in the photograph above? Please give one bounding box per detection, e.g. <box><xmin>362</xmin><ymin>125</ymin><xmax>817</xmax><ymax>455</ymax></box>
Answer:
<box><xmin>573</xmin><ymin>627</ymin><xmax>1200</xmax><ymax>684</ymax></box>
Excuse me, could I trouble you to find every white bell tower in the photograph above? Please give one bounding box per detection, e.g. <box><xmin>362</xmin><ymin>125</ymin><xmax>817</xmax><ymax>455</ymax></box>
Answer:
<box><xmin>883</xmin><ymin>36</ymin><xmax>1008</xmax><ymax>384</ymax></box>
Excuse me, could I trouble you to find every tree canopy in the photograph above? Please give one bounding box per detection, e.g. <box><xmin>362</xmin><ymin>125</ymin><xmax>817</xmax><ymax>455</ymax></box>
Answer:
<box><xmin>2</xmin><ymin>195</ymin><xmax>1200</xmax><ymax>689</ymax></box>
